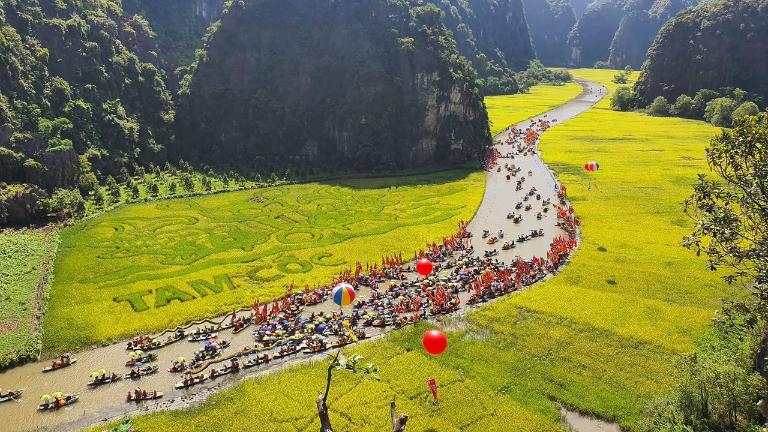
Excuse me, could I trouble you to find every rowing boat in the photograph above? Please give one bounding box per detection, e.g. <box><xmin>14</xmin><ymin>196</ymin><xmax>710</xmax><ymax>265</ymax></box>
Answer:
<box><xmin>0</xmin><ymin>389</ymin><xmax>22</xmax><ymax>403</ymax></box>
<box><xmin>125</xmin><ymin>353</ymin><xmax>157</xmax><ymax>367</ymax></box>
<box><xmin>175</xmin><ymin>375</ymin><xmax>207</xmax><ymax>389</ymax></box>
<box><xmin>38</xmin><ymin>395</ymin><xmax>79</xmax><ymax>411</ymax></box>
<box><xmin>87</xmin><ymin>374</ymin><xmax>121</xmax><ymax>386</ymax></box>
<box><xmin>126</xmin><ymin>391</ymin><xmax>163</xmax><ymax>402</ymax></box>
<box><xmin>42</xmin><ymin>358</ymin><xmax>77</xmax><ymax>373</ymax></box>
<box><xmin>124</xmin><ymin>365</ymin><xmax>159</xmax><ymax>380</ymax></box>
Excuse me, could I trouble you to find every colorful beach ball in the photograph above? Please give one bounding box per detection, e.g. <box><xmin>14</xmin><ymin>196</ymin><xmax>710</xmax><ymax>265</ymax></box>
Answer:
<box><xmin>583</xmin><ymin>161</ymin><xmax>600</xmax><ymax>172</ymax></box>
<box><xmin>332</xmin><ymin>283</ymin><xmax>356</xmax><ymax>307</ymax></box>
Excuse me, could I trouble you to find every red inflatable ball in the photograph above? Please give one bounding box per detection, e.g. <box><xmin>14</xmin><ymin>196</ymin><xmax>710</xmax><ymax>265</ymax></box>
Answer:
<box><xmin>416</xmin><ymin>258</ymin><xmax>433</xmax><ymax>276</ymax></box>
<box><xmin>422</xmin><ymin>330</ymin><xmax>447</xmax><ymax>355</ymax></box>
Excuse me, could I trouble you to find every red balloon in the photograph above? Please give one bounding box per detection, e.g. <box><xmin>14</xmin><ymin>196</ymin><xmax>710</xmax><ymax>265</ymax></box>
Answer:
<box><xmin>422</xmin><ymin>330</ymin><xmax>447</xmax><ymax>355</ymax></box>
<box><xmin>416</xmin><ymin>258</ymin><xmax>433</xmax><ymax>276</ymax></box>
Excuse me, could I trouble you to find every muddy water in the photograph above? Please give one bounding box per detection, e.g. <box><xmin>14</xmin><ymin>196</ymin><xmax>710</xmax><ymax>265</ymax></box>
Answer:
<box><xmin>0</xmin><ymin>80</ymin><xmax>606</xmax><ymax>432</ymax></box>
<box><xmin>561</xmin><ymin>407</ymin><xmax>624</xmax><ymax>432</ymax></box>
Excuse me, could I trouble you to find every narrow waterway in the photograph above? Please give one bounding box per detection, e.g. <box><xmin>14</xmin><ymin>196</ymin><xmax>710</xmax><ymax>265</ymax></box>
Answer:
<box><xmin>0</xmin><ymin>79</ymin><xmax>607</xmax><ymax>432</ymax></box>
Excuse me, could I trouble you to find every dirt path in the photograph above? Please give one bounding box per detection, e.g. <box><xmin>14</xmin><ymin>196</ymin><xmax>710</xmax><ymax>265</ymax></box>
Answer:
<box><xmin>0</xmin><ymin>80</ymin><xmax>607</xmax><ymax>432</ymax></box>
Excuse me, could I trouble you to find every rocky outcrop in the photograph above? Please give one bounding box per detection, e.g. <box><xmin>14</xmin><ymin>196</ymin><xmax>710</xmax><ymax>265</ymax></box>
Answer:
<box><xmin>635</xmin><ymin>0</ymin><xmax>768</xmax><ymax>104</ymax></box>
<box><xmin>567</xmin><ymin>0</ymin><xmax>695</xmax><ymax>67</ymax></box>
<box><xmin>433</xmin><ymin>0</ymin><xmax>535</xmax><ymax>93</ymax></box>
<box><xmin>173</xmin><ymin>0</ymin><xmax>491</xmax><ymax>169</ymax></box>
<box><xmin>123</xmin><ymin>0</ymin><xmax>226</xmax><ymax>79</ymax></box>
<box><xmin>608</xmin><ymin>0</ymin><xmax>695</xmax><ymax>69</ymax></box>
<box><xmin>567</xmin><ymin>0</ymin><xmax>624</xmax><ymax>66</ymax></box>
<box><xmin>523</xmin><ymin>0</ymin><xmax>577</xmax><ymax>65</ymax></box>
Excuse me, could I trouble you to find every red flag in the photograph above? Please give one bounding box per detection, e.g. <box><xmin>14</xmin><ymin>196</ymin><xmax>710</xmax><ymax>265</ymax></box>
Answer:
<box><xmin>427</xmin><ymin>378</ymin><xmax>438</xmax><ymax>402</ymax></box>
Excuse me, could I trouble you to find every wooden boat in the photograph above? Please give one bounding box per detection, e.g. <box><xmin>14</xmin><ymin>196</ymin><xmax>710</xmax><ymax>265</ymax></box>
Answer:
<box><xmin>188</xmin><ymin>332</ymin><xmax>217</xmax><ymax>342</ymax></box>
<box><xmin>0</xmin><ymin>389</ymin><xmax>22</xmax><ymax>403</ymax></box>
<box><xmin>167</xmin><ymin>362</ymin><xmax>188</xmax><ymax>373</ymax></box>
<box><xmin>273</xmin><ymin>344</ymin><xmax>299</xmax><ymax>359</ymax></box>
<box><xmin>127</xmin><ymin>332</ymin><xmax>185</xmax><ymax>351</ymax></box>
<box><xmin>243</xmin><ymin>354</ymin><xmax>270</xmax><ymax>369</ymax></box>
<box><xmin>88</xmin><ymin>373</ymin><xmax>121</xmax><ymax>386</ymax></box>
<box><xmin>38</xmin><ymin>395</ymin><xmax>79</xmax><ymax>411</ymax></box>
<box><xmin>125</xmin><ymin>353</ymin><xmax>157</xmax><ymax>367</ymax></box>
<box><xmin>175</xmin><ymin>375</ymin><xmax>207</xmax><ymax>389</ymax></box>
<box><xmin>126</xmin><ymin>391</ymin><xmax>163</xmax><ymax>402</ymax></box>
<box><xmin>124</xmin><ymin>365</ymin><xmax>159</xmax><ymax>380</ymax></box>
<box><xmin>42</xmin><ymin>358</ymin><xmax>77</xmax><ymax>373</ymax></box>
<box><xmin>208</xmin><ymin>363</ymin><xmax>240</xmax><ymax>379</ymax></box>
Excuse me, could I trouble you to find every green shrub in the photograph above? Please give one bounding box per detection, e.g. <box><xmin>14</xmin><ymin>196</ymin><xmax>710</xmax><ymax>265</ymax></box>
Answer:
<box><xmin>732</xmin><ymin>101</ymin><xmax>760</xmax><ymax>120</ymax></box>
<box><xmin>704</xmin><ymin>97</ymin><xmax>737</xmax><ymax>127</ymax></box>
<box><xmin>648</xmin><ymin>96</ymin><xmax>670</xmax><ymax>116</ymax></box>
<box><xmin>611</xmin><ymin>86</ymin><xmax>633</xmax><ymax>111</ymax></box>
<box><xmin>670</xmin><ymin>94</ymin><xmax>694</xmax><ymax>118</ymax></box>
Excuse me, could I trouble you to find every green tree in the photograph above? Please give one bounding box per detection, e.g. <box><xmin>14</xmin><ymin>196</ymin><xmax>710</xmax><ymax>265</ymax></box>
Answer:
<box><xmin>648</xmin><ymin>96</ymin><xmax>670</xmax><ymax>116</ymax></box>
<box><xmin>692</xmin><ymin>89</ymin><xmax>720</xmax><ymax>118</ymax></box>
<box><xmin>610</xmin><ymin>87</ymin><xmax>633</xmax><ymax>111</ymax></box>
<box><xmin>181</xmin><ymin>174</ymin><xmax>195</xmax><ymax>192</ymax></box>
<box><xmin>684</xmin><ymin>111</ymin><xmax>768</xmax><ymax>289</ymax></box>
<box><xmin>671</xmin><ymin>94</ymin><xmax>694</xmax><ymax>118</ymax></box>
<box><xmin>45</xmin><ymin>188</ymin><xmax>85</xmax><ymax>220</ymax></box>
<box><xmin>147</xmin><ymin>181</ymin><xmax>160</xmax><ymax>197</ymax></box>
<box><xmin>704</xmin><ymin>97</ymin><xmax>737</xmax><ymax>127</ymax></box>
<box><xmin>130</xmin><ymin>183</ymin><xmax>140</xmax><ymax>199</ymax></box>
<box><xmin>732</xmin><ymin>101</ymin><xmax>760</xmax><ymax>120</ymax></box>
<box><xmin>105</xmin><ymin>175</ymin><xmax>121</xmax><ymax>200</ymax></box>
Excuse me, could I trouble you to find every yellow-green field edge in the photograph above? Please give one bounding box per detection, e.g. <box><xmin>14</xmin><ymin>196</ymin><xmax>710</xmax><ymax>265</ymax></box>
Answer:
<box><xmin>87</xmin><ymin>73</ymin><xmax>740</xmax><ymax>432</ymax></box>
<box><xmin>485</xmin><ymin>82</ymin><xmax>583</xmax><ymax>135</ymax></box>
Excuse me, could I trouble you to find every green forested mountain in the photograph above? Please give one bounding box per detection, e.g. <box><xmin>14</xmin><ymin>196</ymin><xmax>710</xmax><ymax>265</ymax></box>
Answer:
<box><xmin>0</xmin><ymin>0</ymin><xmax>173</xmax><ymax>222</ymax></box>
<box><xmin>635</xmin><ymin>0</ymin><xmax>768</xmax><ymax>104</ymax></box>
<box><xmin>608</xmin><ymin>0</ymin><xmax>695</xmax><ymax>68</ymax></box>
<box><xmin>433</xmin><ymin>0</ymin><xmax>534</xmax><ymax>94</ymax></box>
<box><xmin>522</xmin><ymin>0</ymin><xmax>576</xmax><ymax>65</ymax></box>
<box><xmin>173</xmin><ymin>0</ymin><xmax>491</xmax><ymax>170</ymax></box>
<box><xmin>566</xmin><ymin>0</ymin><xmax>694</xmax><ymax>68</ymax></box>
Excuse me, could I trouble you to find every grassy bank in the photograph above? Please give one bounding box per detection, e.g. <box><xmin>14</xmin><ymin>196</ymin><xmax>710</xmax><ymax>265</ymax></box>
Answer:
<box><xmin>0</xmin><ymin>230</ymin><xmax>58</xmax><ymax>368</ymax></box>
<box><xmin>485</xmin><ymin>82</ymin><xmax>583</xmax><ymax>135</ymax></box>
<box><xmin>44</xmin><ymin>170</ymin><xmax>485</xmax><ymax>354</ymax></box>
<box><xmin>88</xmin><ymin>71</ymin><xmax>733</xmax><ymax>431</ymax></box>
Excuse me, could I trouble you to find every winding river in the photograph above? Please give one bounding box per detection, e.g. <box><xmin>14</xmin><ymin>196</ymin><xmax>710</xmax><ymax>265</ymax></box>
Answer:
<box><xmin>0</xmin><ymin>79</ymin><xmax>607</xmax><ymax>432</ymax></box>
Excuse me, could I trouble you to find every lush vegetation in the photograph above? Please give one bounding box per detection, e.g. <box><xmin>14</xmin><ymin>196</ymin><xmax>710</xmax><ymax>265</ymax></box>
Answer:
<box><xmin>522</xmin><ymin>0</ymin><xmax>576</xmax><ymax>66</ymax></box>
<box><xmin>635</xmin><ymin>0</ymin><xmax>768</xmax><ymax>105</ymax></box>
<box><xmin>566</xmin><ymin>0</ymin><xmax>694</xmax><ymax>68</ymax></box>
<box><xmin>0</xmin><ymin>0</ymin><xmax>173</xmax><ymax>205</ymax></box>
<box><xmin>1</xmin><ymin>0</ymin><xmax>505</xmax><ymax>228</ymax></box>
<box><xmin>173</xmin><ymin>0</ymin><xmax>491</xmax><ymax>171</ymax></box>
<box><xmin>434</xmin><ymin>0</ymin><xmax>535</xmax><ymax>95</ymax></box>
<box><xmin>485</xmin><ymin>81</ymin><xmax>583</xmax><ymax>135</ymax></box>
<box><xmin>0</xmin><ymin>229</ymin><xmax>58</xmax><ymax>368</ymax></box>
<box><xmin>92</xmin><ymin>69</ymin><xmax>741</xmax><ymax>432</ymax></box>
<box><xmin>43</xmin><ymin>170</ymin><xmax>485</xmax><ymax>354</ymax></box>
<box><xmin>612</xmin><ymin>85</ymin><xmax>765</xmax><ymax>128</ymax></box>
<box><xmin>642</xmin><ymin>112</ymin><xmax>768</xmax><ymax>432</ymax></box>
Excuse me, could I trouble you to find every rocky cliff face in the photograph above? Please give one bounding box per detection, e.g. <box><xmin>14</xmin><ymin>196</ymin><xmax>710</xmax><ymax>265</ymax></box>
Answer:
<box><xmin>608</xmin><ymin>0</ymin><xmax>694</xmax><ymax>68</ymax></box>
<box><xmin>635</xmin><ymin>0</ymin><xmax>768</xmax><ymax>103</ymax></box>
<box><xmin>433</xmin><ymin>0</ymin><xmax>535</xmax><ymax>92</ymax></box>
<box><xmin>567</xmin><ymin>0</ymin><xmax>694</xmax><ymax>67</ymax></box>
<box><xmin>523</xmin><ymin>0</ymin><xmax>577</xmax><ymax>65</ymax></box>
<box><xmin>123</xmin><ymin>0</ymin><xmax>226</xmax><ymax>79</ymax></box>
<box><xmin>567</xmin><ymin>0</ymin><xmax>624</xmax><ymax>66</ymax></box>
<box><xmin>173</xmin><ymin>0</ymin><xmax>491</xmax><ymax>169</ymax></box>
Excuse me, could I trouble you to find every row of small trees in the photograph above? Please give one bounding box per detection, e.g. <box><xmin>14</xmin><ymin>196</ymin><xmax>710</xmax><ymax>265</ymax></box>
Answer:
<box><xmin>612</xmin><ymin>86</ymin><xmax>762</xmax><ymax>127</ymax></box>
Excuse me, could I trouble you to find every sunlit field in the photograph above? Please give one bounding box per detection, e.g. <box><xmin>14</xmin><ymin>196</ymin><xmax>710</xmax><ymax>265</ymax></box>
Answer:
<box><xmin>44</xmin><ymin>171</ymin><xmax>484</xmax><ymax>354</ymax></box>
<box><xmin>485</xmin><ymin>82</ymin><xmax>583</xmax><ymax>135</ymax></box>
<box><xmin>0</xmin><ymin>230</ymin><xmax>57</xmax><ymax>368</ymax></box>
<box><xmin>88</xmin><ymin>71</ymin><xmax>736</xmax><ymax>432</ymax></box>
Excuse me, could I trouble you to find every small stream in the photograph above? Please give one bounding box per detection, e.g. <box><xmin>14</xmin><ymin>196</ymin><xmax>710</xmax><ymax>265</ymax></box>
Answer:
<box><xmin>561</xmin><ymin>407</ymin><xmax>624</xmax><ymax>432</ymax></box>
